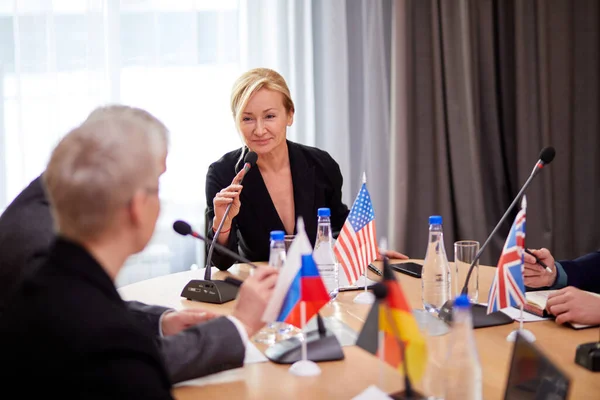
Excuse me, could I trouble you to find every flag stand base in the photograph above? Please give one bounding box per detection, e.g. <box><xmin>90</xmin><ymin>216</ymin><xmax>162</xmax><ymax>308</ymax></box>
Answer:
<box><xmin>389</xmin><ymin>389</ymin><xmax>427</xmax><ymax>400</ymax></box>
<box><xmin>264</xmin><ymin>329</ymin><xmax>345</xmax><ymax>364</ymax></box>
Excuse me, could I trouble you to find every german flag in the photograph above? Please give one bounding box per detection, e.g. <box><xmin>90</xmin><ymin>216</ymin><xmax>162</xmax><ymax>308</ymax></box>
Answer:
<box><xmin>358</xmin><ymin>259</ymin><xmax>428</xmax><ymax>382</ymax></box>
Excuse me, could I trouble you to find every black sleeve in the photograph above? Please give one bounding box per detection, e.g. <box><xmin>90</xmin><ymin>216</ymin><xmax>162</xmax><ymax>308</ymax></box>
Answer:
<box><xmin>205</xmin><ymin>164</ymin><xmax>240</xmax><ymax>270</ymax></box>
<box><xmin>325</xmin><ymin>155</ymin><xmax>350</xmax><ymax>238</ymax></box>
<box><xmin>559</xmin><ymin>251</ymin><xmax>600</xmax><ymax>293</ymax></box>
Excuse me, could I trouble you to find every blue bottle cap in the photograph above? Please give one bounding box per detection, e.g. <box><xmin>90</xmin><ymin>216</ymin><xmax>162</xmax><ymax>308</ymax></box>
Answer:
<box><xmin>454</xmin><ymin>294</ymin><xmax>470</xmax><ymax>308</ymax></box>
<box><xmin>429</xmin><ymin>215</ymin><xmax>442</xmax><ymax>225</ymax></box>
<box><xmin>270</xmin><ymin>230</ymin><xmax>285</xmax><ymax>241</ymax></box>
<box><xmin>318</xmin><ymin>208</ymin><xmax>331</xmax><ymax>217</ymax></box>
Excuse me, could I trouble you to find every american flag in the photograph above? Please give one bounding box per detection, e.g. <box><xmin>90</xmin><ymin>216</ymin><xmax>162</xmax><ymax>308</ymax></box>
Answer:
<box><xmin>334</xmin><ymin>182</ymin><xmax>379</xmax><ymax>285</ymax></box>
<box><xmin>487</xmin><ymin>198</ymin><xmax>527</xmax><ymax>314</ymax></box>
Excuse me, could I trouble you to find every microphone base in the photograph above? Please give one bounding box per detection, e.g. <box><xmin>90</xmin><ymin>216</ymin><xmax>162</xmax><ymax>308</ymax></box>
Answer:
<box><xmin>180</xmin><ymin>279</ymin><xmax>239</xmax><ymax>304</ymax></box>
<box><xmin>575</xmin><ymin>342</ymin><xmax>600</xmax><ymax>372</ymax></box>
<box><xmin>389</xmin><ymin>389</ymin><xmax>427</xmax><ymax>400</ymax></box>
<box><xmin>264</xmin><ymin>329</ymin><xmax>345</xmax><ymax>364</ymax></box>
<box><xmin>438</xmin><ymin>300</ymin><xmax>513</xmax><ymax>329</ymax></box>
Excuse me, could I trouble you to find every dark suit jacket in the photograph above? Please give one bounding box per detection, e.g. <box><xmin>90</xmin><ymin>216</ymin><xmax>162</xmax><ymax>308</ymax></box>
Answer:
<box><xmin>559</xmin><ymin>251</ymin><xmax>600</xmax><ymax>293</ymax></box>
<box><xmin>0</xmin><ymin>176</ymin><xmax>168</xmax><ymax>332</ymax></box>
<box><xmin>0</xmin><ymin>175</ymin><xmax>245</xmax><ymax>383</ymax></box>
<box><xmin>205</xmin><ymin>140</ymin><xmax>350</xmax><ymax>269</ymax></box>
<box><xmin>0</xmin><ymin>238</ymin><xmax>174</xmax><ymax>398</ymax></box>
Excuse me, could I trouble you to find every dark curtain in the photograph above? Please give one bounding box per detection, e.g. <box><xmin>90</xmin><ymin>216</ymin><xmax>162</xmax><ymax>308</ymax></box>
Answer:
<box><xmin>389</xmin><ymin>0</ymin><xmax>600</xmax><ymax>266</ymax></box>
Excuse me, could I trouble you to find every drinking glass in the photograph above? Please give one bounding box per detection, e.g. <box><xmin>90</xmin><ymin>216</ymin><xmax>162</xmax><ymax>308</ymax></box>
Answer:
<box><xmin>284</xmin><ymin>235</ymin><xmax>295</xmax><ymax>253</ymax></box>
<box><xmin>454</xmin><ymin>240</ymin><xmax>480</xmax><ymax>303</ymax></box>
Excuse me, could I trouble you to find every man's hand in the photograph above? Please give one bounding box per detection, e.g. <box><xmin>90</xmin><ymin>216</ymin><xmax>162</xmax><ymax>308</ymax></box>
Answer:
<box><xmin>377</xmin><ymin>248</ymin><xmax>409</xmax><ymax>261</ymax></box>
<box><xmin>546</xmin><ymin>286</ymin><xmax>600</xmax><ymax>326</ymax></box>
<box><xmin>232</xmin><ymin>266</ymin><xmax>279</xmax><ymax>337</ymax></box>
<box><xmin>523</xmin><ymin>248</ymin><xmax>557</xmax><ymax>288</ymax></box>
<box><xmin>161</xmin><ymin>309</ymin><xmax>217</xmax><ymax>336</ymax></box>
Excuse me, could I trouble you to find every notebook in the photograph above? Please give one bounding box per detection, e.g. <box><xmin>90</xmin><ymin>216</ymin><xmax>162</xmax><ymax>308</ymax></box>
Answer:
<box><xmin>504</xmin><ymin>332</ymin><xmax>571</xmax><ymax>400</ymax></box>
<box><xmin>521</xmin><ymin>290</ymin><xmax>600</xmax><ymax>329</ymax></box>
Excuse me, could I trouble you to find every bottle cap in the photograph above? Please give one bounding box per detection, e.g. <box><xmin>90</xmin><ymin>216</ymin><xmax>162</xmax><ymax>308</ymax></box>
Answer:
<box><xmin>454</xmin><ymin>294</ymin><xmax>470</xmax><ymax>308</ymax></box>
<box><xmin>429</xmin><ymin>215</ymin><xmax>442</xmax><ymax>225</ymax></box>
<box><xmin>318</xmin><ymin>208</ymin><xmax>331</xmax><ymax>217</ymax></box>
<box><xmin>270</xmin><ymin>230</ymin><xmax>285</xmax><ymax>241</ymax></box>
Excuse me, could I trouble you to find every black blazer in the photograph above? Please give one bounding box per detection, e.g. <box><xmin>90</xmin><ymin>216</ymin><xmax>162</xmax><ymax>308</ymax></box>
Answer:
<box><xmin>0</xmin><ymin>176</ymin><xmax>246</xmax><ymax>384</ymax></box>
<box><xmin>0</xmin><ymin>176</ymin><xmax>55</xmax><ymax>309</ymax></box>
<box><xmin>205</xmin><ymin>140</ymin><xmax>350</xmax><ymax>269</ymax></box>
<box><xmin>559</xmin><ymin>251</ymin><xmax>600</xmax><ymax>293</ymax></box>
<box><xmin>0</xmin><ymin>176</ymin><xmax>168</xmax><ymax>330</ymax></box>
<box><xmin>0</xmin><ymin>238</ymin><xmax>173</xmax><ymax>398</ymax></box>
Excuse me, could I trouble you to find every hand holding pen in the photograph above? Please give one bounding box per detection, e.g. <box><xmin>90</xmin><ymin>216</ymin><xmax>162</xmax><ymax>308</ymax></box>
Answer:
<box><xmin>523</xmin><ymin>248</ymin><xmax>558</xmax><ymax>288</ymax></box>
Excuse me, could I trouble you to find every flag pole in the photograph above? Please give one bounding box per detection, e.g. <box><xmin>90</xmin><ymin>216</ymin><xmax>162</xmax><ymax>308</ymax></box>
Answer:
<box><xmin>381</xmin><ymin>297</ymin><xmax>415</xmax><ymax>398</ymax></box>
<box><xmin>288</xmin><ymin>300</ymin><xmax>322</xmax><ymax>376</ymax></box>
<box><xmin>378</xmin><ymin>329</ymin><xmax>385</xmax><ymax>390</ymax></box>
<box><xmin>301</xmin><ymin>301</ymin><xmax>308</xmax><ymax>362</ymax></box>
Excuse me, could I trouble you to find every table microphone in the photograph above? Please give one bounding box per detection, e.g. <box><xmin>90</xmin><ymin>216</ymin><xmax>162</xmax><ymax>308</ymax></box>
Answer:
<box><xmin>438</xmin><ymin>146</ymin><xmax>556</xmax><ymax>328</ymax></box>
<box><xmin>174</xmin><ymin>219</ymin><xmax>256</xmax><ymax>303</ymax></box>
<box><xmin>575</xmin><ymin>328</ymin><xmax>600</xmax><ymax>372</ymax></box>
<box><xmin>205</xmin><ymin>150</ymin><xmax>258</xmax><ymax>281</ymax></box>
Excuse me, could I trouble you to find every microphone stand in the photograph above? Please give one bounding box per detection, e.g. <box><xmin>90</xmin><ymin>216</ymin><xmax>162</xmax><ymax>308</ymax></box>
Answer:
<box><xmin>204</xmin><ymin>202</ymin><xmax>233</xmax><ymax>280</ymax></box>
<box><xmin>438</xmin><ymin>165</ymin><xmax>544</xmax><ymax>328</ymax></box>
<box><xmin>196</xmin><ymin>157</ymin><xmax>255</xmax><ymax>303</ymax></box>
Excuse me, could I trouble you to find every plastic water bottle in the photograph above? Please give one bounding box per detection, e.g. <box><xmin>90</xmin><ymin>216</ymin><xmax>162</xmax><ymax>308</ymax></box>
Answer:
<box><xmin>444</xmin><ymin>294</ymin><xmax>482</xmax><ymax>400</ymax></box>
<box><xmin>268</xmin><ymin>230</ymin><xmax>286</xmax><ymax>269</ymax></box>
<box><xmin>421</xmin><ymin>215</ymin><xmax>451</xmax><ymax>313</ymax></box>
<box><xmin>313</xmin><ymin>207</ymin><xmax>338</xmax><ymax>299</ymax></box>
<box><xmin>254</xmin><ymin>230</ymin><xmax>291</xmax><ymax>345</ymax></box>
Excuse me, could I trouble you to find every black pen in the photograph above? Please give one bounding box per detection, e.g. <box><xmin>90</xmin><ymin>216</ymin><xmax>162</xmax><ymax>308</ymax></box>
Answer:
<box><xmin>368</xmin><ymin>263</ymin><xmax>383</xmax><ymax>277</ymax></box>
<box><xmin>524</xmin><ymin>248</ymin><xmax>552</xmax><ymax>273</ymax></box>
<box><xmin>339</xmin><ymin>284</ymin><xmax>376</xmax><ymax>292</ymax></box>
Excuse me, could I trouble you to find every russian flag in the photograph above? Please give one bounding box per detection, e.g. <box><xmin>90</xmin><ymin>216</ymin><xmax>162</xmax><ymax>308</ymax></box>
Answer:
<box><xmin>276</xmin><ymin>255</ymin><xmax>330</xmax><ymax>328</ymax></box>
<box><xmin>262</xmin><ymin>217</ymin><xmax>330</xmax><ymax>328</ymax></box>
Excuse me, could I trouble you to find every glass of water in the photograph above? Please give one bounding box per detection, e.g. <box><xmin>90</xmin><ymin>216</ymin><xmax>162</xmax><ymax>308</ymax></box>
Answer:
<box><xmin>454</xmin><ymin>240</ymin><xmax>480</xmax><ymax>303</ymax></box>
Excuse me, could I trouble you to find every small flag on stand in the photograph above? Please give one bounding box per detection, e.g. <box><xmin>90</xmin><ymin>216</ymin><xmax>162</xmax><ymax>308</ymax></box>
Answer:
<box><xmin>487</xmin><ymin>197</ymin><xmax>527</xmax><ymax>314</ymax></box>
<box><xmin>262</xmin><ymin>217</ymin><xmax>330</xmax><ymax>328</ymax></box>
<box><xmin>334</xmin><ymin>174</ymin><xmax>380</xmax><ymax>286</ymax></box>
<box><xmin>356</xmin><ymin>259</ymin><xmax>428</xmax><ymax>383</ymax></box>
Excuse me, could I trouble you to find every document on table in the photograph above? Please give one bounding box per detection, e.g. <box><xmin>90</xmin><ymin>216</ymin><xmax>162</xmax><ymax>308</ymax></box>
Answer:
<box><xmin>500</xmin><ymin>306</ymin><xmax>550</xmax><ymax>322</ymax></box>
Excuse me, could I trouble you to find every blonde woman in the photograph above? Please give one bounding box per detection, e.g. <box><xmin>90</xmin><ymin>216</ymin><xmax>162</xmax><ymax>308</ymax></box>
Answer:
<box><xmin>206</xmin><ymin>68</ymin><xmax>407</xmax><ymax>269</ymax></box>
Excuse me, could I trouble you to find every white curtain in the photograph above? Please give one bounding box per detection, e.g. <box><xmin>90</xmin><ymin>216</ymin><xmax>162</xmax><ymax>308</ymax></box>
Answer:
<box><xmin>240</xmin><ymin>0</ymin><xmax>393</xmax><ymax>244</ymax></box>
<box><xmin>0</xmin><ymin>0</ymin><xmax>243</xmax><ymax>286</ymax></box>
<box><xmin>0</xmin><ymin>0</ymin><xmax>394</xmax><ymax>285</ymax></box>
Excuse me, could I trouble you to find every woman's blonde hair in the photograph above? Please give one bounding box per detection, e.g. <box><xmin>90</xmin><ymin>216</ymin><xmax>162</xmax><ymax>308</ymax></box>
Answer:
<box><xmin>230</xmin><ymin>68</ymin><xmax>295</xmax><ymax>132</ymax></box>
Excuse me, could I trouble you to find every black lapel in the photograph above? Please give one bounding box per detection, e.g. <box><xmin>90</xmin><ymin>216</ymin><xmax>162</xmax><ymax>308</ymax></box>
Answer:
<box><xmin>288</xmin><ymin>141</ymin><xmax>315</xmax><ymax>237</ymax></box>
<box><xmin>240</xmin><ymin>156</ymin><xmax>286</xmax><ymax>232</ymax></box>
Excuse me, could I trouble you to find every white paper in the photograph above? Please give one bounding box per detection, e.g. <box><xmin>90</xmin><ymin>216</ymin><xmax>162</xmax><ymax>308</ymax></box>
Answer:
<box><xmin>244</xmin><ymin>340</ymin><xmax>268</xmax><ymax>364</ymax></box>
<box><xmin>500</xmin><ymin>307</ymin><xmax>549</xmax><ymax>322</ymax></box>
<box><xmin>352</xmin><ymin>385</ymin><xmax>393</xmax><ymax>400</ymax></box>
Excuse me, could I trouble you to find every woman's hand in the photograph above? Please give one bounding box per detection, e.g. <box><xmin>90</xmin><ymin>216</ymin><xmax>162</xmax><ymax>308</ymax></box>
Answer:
<box><xmin>212</xmin><ymin>168</ymin><xmax>247</xmax><ymax>231</ymax></box>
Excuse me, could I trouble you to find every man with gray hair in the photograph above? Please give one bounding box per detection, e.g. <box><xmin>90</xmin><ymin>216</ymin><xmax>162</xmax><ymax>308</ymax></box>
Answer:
<box><xmin>0</xmin><ymin>106</ymin><xmax>278</xmax><ymax>397</ymax></box>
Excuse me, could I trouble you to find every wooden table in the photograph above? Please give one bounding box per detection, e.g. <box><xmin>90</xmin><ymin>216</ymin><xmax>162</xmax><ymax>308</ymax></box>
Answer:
<box><xmin>118</xmin><ymin>261</ymin><xmax>600</xmax><ymax>399</ymax></box>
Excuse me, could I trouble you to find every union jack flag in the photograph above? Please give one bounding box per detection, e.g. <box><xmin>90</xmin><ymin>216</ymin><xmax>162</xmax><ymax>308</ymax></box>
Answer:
<box><xmin>334</xmin><ymin>181</ymin><xmax>379</xmax><ymax>286</ymax></box>
<box><xmin>487</xmin><ymin>197</ymin><xmax>527</xmax><ymax>313</ymax></box>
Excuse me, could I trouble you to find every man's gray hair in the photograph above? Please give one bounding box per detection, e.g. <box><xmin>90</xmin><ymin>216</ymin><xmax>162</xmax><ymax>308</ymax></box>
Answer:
<box><xmin>44</xmin><ymin>105</ymin><xmax>169</xmax><ymax>241</ymax></box>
